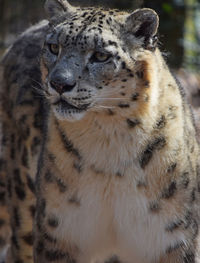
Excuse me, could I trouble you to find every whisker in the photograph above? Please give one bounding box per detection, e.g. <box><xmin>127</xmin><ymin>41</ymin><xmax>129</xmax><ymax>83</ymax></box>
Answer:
<box><xmin>93</xmin><ymin>105</ymin><xmax>116</xmax><ymax>109</ymax></box>
<box><xmin>31</xmin><ymin>85</ymin><xmax>46</xmax><ymax>95</ymax></box>
<box><xmin>30</xmin><ymin>78</ymin><xmax>52</xmax><ymax>96</ymax></box>
<box><xmin>31</xmin><ymin>86</ymin><xmax>56</xmax><ymax>103</ymax></box>
<box><xmin>30</xmin><ymin>78</ymin><xmax>42</xmax><ymax>84</ymax></box>
<box><xmin>30</xmin><ymin>81</ymin><xmax>52</xmax><ymax>98</ymax></box>
<box><xmin>30</xmin><ymin>78</ymin><xmax>44</xmax><ymax>88</ymax></box>
<box><xmin>94</xmin><ymin>97</ymin><xmax>127</xmax><ymax>100</ymax></box>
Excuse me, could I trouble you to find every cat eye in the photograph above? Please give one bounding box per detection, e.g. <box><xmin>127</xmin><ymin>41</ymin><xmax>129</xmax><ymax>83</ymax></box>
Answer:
<box><xmin>91</xmin><ymin>52</ymin><xmax>111</xmax><ymax>63</ymax></box>
<box><xmin>48</xmin><ymin>43</ymin><xmax>60</xmax><ymax>55</ymax></box>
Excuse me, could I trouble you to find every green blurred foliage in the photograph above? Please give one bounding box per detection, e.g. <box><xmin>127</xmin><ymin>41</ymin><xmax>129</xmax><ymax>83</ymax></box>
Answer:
<box><xmin>162</xmin><ymin>3</ymin><xmax>174</xmax><ymax>13</ymax></box>
<box><xmin>183</xmin><ymin>0</ymin><xmax>200</xmax><ymax>70</ymax></box>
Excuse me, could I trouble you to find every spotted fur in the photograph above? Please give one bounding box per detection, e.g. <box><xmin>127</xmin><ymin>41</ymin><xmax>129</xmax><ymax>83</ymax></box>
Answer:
<box><xmin>0</xmin><ymin>0</ymin><xmax>200</xmax><ymax>262</ymax></box>
<box><xmin>0</xmin><ymin>20</ymin><xmax>49</xmax><ymax>263</ymax></box>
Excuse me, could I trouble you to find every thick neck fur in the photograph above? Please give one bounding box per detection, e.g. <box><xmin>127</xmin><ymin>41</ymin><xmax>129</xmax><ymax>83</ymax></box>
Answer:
<box><xmin>39</xmin><ymin>47</ymin><xmax>200</xmax><ymax>263</ymax></box>
<box><xmin>46</xmin><ymin>49</ymin><xmax>192</xmax><ymax>182</ymax></box>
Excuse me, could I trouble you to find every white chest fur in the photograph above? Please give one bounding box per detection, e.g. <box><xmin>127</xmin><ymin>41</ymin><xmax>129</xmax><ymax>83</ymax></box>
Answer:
<box><xmin>47</xmin><ymin>116</ymin><xmax>187</xmax><ymax>263</ymax></box>
<box><xmin>48</xmin><ymin>169</ymin><xmax>186</xmax><ymax>263</ymax></box>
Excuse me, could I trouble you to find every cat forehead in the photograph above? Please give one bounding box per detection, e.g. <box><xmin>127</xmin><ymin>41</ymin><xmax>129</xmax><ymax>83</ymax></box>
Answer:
<box><xmin>46</xmin><ymin>9</ymin><xmax>127</xmax><ymax>46</ymax></box>
<box><xmin>65</xmin><ymin>7</ymin><xmax>127</xmax><ymax>21</ymax></box>
<box><xmin>47</xmin><ymin>7</ymin><xmax>128</xmax><ymax>38</ymax></box>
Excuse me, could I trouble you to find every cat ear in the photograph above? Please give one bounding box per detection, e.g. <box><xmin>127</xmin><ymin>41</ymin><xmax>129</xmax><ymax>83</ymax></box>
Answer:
<box><xmin>45</xmin><ymin>0</ymin><xmax>74</xmax><ymax>20</ymax></box>
<box><xmin>123</xmin><ymin>8</ymin><xmax>159</xmax><ymax>50</ymax></box>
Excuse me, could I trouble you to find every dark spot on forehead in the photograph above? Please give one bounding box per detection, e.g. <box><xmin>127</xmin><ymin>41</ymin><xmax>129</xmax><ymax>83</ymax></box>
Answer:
<box><xmin>55</xmin><ymin>8</ymin><xmax>119</xmax><ymax>46</ymax></box>
<box><xmin>82</xmin><ymin>12</ymin><xmax>88</xmax><ymax>17</ymax></box>
<box><xmin>121</xmin><ymin>61</ymin><xmax>126</xmax><ymax>69</ymax></box>
<box><xmin>108</xmin><ymin>40</ymin><xmax>118</xmax><ymax>47</ymax></box>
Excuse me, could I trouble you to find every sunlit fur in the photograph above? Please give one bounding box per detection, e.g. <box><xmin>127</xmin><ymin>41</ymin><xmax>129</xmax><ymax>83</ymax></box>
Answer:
<box><xmin>0</xmin><ymin>0</ymin><xmax>200</xmax><ymax>262</ymax></box>
<box><xmin>34</xmin><ymin>1</ymin><xmax>200</xmax><ymax>262</ymax></box>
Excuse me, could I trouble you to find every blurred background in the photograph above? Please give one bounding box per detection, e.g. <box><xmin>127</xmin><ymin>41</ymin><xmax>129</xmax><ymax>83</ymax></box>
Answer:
<box><xmin>0</xmin><ymin>0</ymin><xmax>200</xmax><ymax>118</ymax></box>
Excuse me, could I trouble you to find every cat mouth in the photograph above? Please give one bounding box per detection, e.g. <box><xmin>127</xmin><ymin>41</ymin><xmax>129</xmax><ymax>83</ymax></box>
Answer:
<box><xmin>53</xmin><ymin>99</ymin><xmax>90</xmax><ymax>111</ymax></box>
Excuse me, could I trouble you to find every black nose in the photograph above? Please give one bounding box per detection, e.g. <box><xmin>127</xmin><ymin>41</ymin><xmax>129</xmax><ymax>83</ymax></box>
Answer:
<box><xmin>50</xmin><ymin>80</ymin><xmax>76</xmax><ymax>94</ymax></box>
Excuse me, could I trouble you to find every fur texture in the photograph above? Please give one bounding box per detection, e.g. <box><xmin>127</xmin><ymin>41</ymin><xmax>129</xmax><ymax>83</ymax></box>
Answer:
<box><xmin>0</xmin><ymin>0</ymin><xmax>200</xmax><ymax>262</ymax></box>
